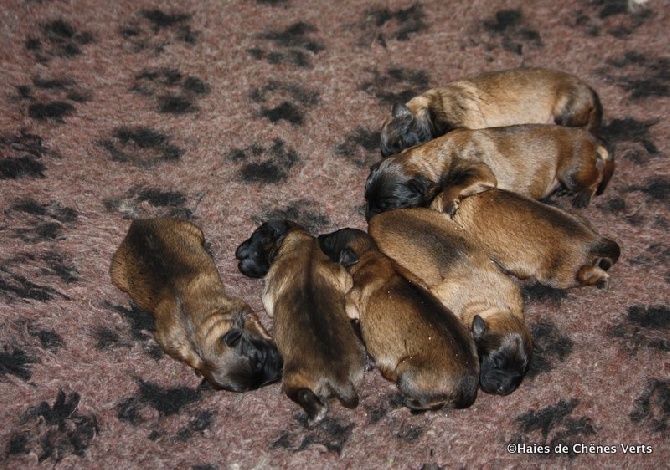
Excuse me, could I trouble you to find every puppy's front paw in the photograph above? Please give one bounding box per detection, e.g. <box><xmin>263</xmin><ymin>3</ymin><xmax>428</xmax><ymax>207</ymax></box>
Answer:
<box><xmin>571</xmin><ymin>191</ymin><xmax>592</xmax><ymax>209</ymax></box>
<box><xmin>444</xmin><ymin>199</ymin><xmax>460</xmax><ymax>217</ymax></box>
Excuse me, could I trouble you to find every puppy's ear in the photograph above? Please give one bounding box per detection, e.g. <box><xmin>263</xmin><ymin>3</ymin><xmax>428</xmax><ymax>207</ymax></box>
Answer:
<box><xmin>266</xmin><ymin>219</ymin><xmax>292</xmax><ymax>239</ymax></box>
<box><xmin>392</xmin><ymin>102</ymin><xmax>413</xmax><ymax>118</ymax></box>
<box><xmin>222</xmin><ymin>328</ymin><xmax>244</xmax><ymax>347</ymax></box>
<box><xmin>472</xmin><ymin>315</ymin><xmax>489</xmax><ymax>340</ymax></box>
<box><xmin>339</xmin><ymin>248</ymin><xmax>359</xmax><ymax>267</ymax></box>
<box><xmin>407</xmin><ymin>175</ymin><xmax>437</xmax><ymax>203</ymax></box>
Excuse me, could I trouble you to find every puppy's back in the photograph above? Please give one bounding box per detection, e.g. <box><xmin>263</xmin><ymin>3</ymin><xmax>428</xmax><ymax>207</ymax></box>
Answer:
<box><xmin>369</xmin><ymin>208</ymin><xmax>523</xmax><ymax>316</ymax></box>
<box><xmin>462</xmin><ymin>68</ymin><xmax>601</xmax><ymax>130</ymax></box>
<box><xmin>110</xmin><ymin>218</ymin><xmax>212</xmax><ymax>312</ymax></box>
<box><xmin>353</xmin><ymin>248</ymin><xmax>479</xmax><ymax>409</ymax></box>
<box><xmin>268</xmin><ymin>232</ymin><xmax>365</xmax><ymax>419</ymax></box>
<box><xmin>452</xmin><ymin>189</ymin><xmax>620</xmax><ymax>288</ymax></box>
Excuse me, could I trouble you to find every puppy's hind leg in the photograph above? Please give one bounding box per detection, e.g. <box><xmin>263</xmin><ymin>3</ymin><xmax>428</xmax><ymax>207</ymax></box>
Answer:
<box><xmin>434</xmin><ymin>162</ymin><xmax>497</xmax><ymax>216</ymax></box>
<box><xmin>287</xmin><ymin>387</ymin><xmax>328</xmax><ymax>427</ymax></box>
<box><xmin>559</xmin><ymin>148</ymin><xmax>602</xmax><ymax>208</ymax></box>
<box><xmin>576</xmin><ymin>265</ymin><xmax>610</xmax><ymax>290</ymax></box>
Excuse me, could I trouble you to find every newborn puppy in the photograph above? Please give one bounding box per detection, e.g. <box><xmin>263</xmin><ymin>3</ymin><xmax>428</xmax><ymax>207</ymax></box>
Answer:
<box><xmin>318</xmin><ymin>228</ymin><xmax>479</xmax><ymax>410</ymax></box>
<box><xmin>432</xmin><ymin>189</ymin><xmax>621</xmax><ymax>289</ymax></box>
<box><xmin>380</xmin><ymin>67</ymin><xmax>602</xmax><ymax>157</ymax></box>
<box><xmin>368</xmin><ymin>208</ymin><xmax>531</xmax><ymax>396</ymax></box>
<box><xmin>110</xmin><ymin>218</ymin><xmax>282</xmax><ymax>392</ymax></box>
<box><xmin>366</xmin><ymin>124</ymin><xmax>613</xmax><ymax>220</ymax></box>
<box><xmin>235</xmin><ymin>220</ymin><xmax>366</xmax><ymax>427</ymax></box>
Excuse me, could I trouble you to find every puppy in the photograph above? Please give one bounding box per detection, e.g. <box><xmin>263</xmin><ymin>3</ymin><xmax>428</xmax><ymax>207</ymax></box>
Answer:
<box><xmin>366</xmin><ymin>124</ymin><xmax>613</xmax><ymax>219</ymax></box>
<box><xmin>235</xmin><ymin>220</ymin><xmax>366</xmax><ymax>427</ymax></box>
<box><xmin>431</xmin><ymin>189</ymin><xmax>621</xmax><ymax>289</ymax></box>
<box><xmin>380</xmin><ymin>67</ymin><xmax>602</xmax><ymax>157</ymax></box>
<box><xmin>368</xmin><ymin>208</ymin><xmax>531</xmax><ymax>396</ymax></box>
<box><xmin>110</xmin><ymin>218</ymin><xmax>282</xmax><ymax>392</ymax></box>
<box><xmin>318</xmin><ymin>228</ymin><xmax>479</xmax><ymax>410</ymax></box>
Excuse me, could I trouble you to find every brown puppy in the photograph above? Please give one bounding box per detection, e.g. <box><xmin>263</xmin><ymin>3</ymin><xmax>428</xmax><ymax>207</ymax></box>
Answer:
<box><xmin>110</xmin><ymin>218</ymin><xmax>282</xmax><ymax>392</ymax></box>
<box><xmin>235</xmin><ymin>220</ymin><xmax>366</xmax><ymax>427</ymax></box>
<box><xmin>380</xmin><ymin>67</ymin><xmax>602</xmax><ymax>157</ymax></box>
<box><xmin>368</xmin><ymin>208</ymin><xmax>531</xmax><ymax>396</ymax></box>
<box><xmin>318</xmin><ymin>228</ymin><xmax>479</xmax><ymax>410</ymax></box>
<box><xmin>366</xmin><ymin>124</ymin><xmax>613</xmax><ymax>220</ymax></box>
<box><xmin>431</xmin><ymin>189</ymin><xmax>621</xmax><ymax>289</ymax></box>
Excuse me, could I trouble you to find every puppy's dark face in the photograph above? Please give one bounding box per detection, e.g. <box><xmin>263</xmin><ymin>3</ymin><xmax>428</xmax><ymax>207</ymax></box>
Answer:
<box><xmin>472</xmin><ymin>315</ymin><xmax>532</xmax><ymax>396</ymax></box>
<box><xmin>317</xmin><ymin>228</ymin><xmax>373</xmax><ymax>267</ymax></box>
<box><xmin>365</xmin><ymin>160</ymin><xmax>436</xmax><ymax>221</ymax></box>
<box><xmin>235</xmin><ymin>219</ymin><xmax>293</xmax><ymax>278</ymax></box>
<box><xmin>380</xmin><ymin>103</ymin><xmax>434</xmax><ymax>157</ymax></box>
<box><xmin>201</xmin><ymin>312</ymin><xmax>283</xmax><ymax>392</ymax></box>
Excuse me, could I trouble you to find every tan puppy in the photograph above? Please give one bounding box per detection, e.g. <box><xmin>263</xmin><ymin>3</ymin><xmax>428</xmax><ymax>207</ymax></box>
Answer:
<box><xmin>431</xmin><ymin>189</ymin><xmax>621</xmax><ymax>289</ymax></box>
<box><xmin>380</xmin><ymin>67</ymin><xmax>602</xmax><ymax>157</ymax></box>
<box><xmin>368</xmin><ymin>208</ymin><xmax>531</xmax><ymax>396</ymax></box>
<box><xmin>318</xmin><ymin>228</ymin><xmax>479</xmax><ymax>410</ymax></box>
<box><xmin>110</xmin><ymin>218</ymin><xmax>282</xmax><ymax>392</ymax></box>
<box><xmin>235</xmin><ymin>220</ymin><xmax>366</xmax><ymax>427</ymax></box>
<box><xmin>366</xmin><ymin>124</ymin><xmax>613</xmax><ymax>220</ymax></box>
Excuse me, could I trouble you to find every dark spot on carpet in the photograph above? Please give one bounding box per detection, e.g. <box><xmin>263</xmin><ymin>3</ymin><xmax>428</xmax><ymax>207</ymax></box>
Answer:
<box><xmin>599</xmin><ymin>117</ymin><xmax>659</xmax><ymax>154</ymax></box>
<box><xmin>607</xmin><ymin>304</ymin><xmax>670</xmax><ymax>353</ymax></box>
<box><xmin>481</xmin><ymin>9</ymin><xmax>541</xmax><ymax>55</ymax></box>
<box><xmin>627</xmin><ymin>305</ymin><xmax>669</xmax><ymax>330</ymax></box>
<box><xmin>140</xmin><ymin>9</ymin><xmax>190</xmax><ymax>30</ymax></box>
<box><xmin>0</xmin><ymin>348</ymin><xmax>37</xmax><ymax>381</ymax></box>
<box><xmin>99</xmin><ymin>126</ymin><xmax>183</xmax><ymax>166</ymax></box>
<box><xmin>629</xmin><ymin>378</ymin><xmax>668</xmax><ymax>433</ymax></box>
<box><xmin>295</xmin><ymin>417</ymin><xmax>355</xmax><ymax>454</ymax></box>
<box><xmin>0</xmin><ymin>157</ymin><xmax>46</xmax><ymax>179</ymax></box>
<box><xmin>175</xmin><ymin>410</ymin><xmax>215</xmax><ymax>441</ymax></box>
<box><xmin>394</xmin><ymin>423</ymin><xmax>423</xmax><ymax>440</ymax></box>
<box><xmin>28</xmin><ymin>101</ymin><xmax>76</xmax><ymax>120</ymax></box>
<box><xmin>137</xmin><ymin>379</ymin><xmax>202</xmax><ymax>416</ymax></box>
<box><xmin>516</xmin><ymin>398</ymin><xmax>579</xmax><ymax>438</ymax></box>
<box><xmin>260</xmin><ymin>22</ymin><xmax>325</xmax><ymax>53</ymax></box>
<box><xmin>522</xmin><ymin>285</ymin><xmax>568</xmax><ymax>304</ymax></box>
<box><xmin>362</xmin><ymin>4</ymin><xmax>427</xmax><ymax>44</ymax></box>
<box><xmin>15</xmin><ymin>390</ymin><xmax>99</xmax><ymax>463</ymax></box>
<box><xmin>131</xmin><ymin>68</ymin><xmax>209</xmax><ymax>113</ymax></box>
<box><xmin>256</xmin><ymin>199</ymin><xmax>331</xmax><ymax>234</ymax></box>
<box><xmin>361</xmin><ymin>67</ymin><xmax>430</xmax><ymax>106</ymax></box>
<box><xmin>526</xmin><ymin>322</ymin><xmax>574</xmax><ymax>378</ymax></box>
<box><xmin>29</xmin><ymin>329</ymin><xmax>64</xmax><ymax>350</ymax></box>
<box><xmin>104</xmin><ymin>301</ymin><xmax>156</xmax><ymax>341</ymax></box>
<box><xmin>602</xmin><ymin>52</ymin><xmax>669</xmax><ymax>99</ymax></box>
<box><xmin>335</xmin><ymin>127</ymin><xmax>380</xmax><ymax>167</ymax></box>
<box><xmin>229</xmin><ymin>138</ymin><xmax>300</xmax><ymax>184</ymax></box>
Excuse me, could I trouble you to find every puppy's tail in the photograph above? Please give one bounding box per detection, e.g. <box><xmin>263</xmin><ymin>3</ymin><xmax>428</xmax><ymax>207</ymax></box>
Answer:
<box><xmin>590</xmin><ymin>237</ymin><xmax>621</xmax><ymax>271</ymax></box>
<box><xmin>595</xmin><ymin>138</ymin><xmax>615</xmax><ymax>195</ymax></box>
<box><xmin>334</xmin><ymin>381</ymin><xmax>360</xmax><ymax>409</ymax></box>
<box><xmin>588</xmin><ymin>87</ymin><xmax>604</xmax><ymax>132</ymax></box>
<box><xmin>452</xmin><ymin>375</ymin><xmax>478</xmax><ymax>409</ymax></box>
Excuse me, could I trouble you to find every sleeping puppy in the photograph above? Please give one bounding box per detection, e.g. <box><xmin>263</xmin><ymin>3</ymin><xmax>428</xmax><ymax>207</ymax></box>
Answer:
<box><xmin>380</xmin><ymin>67</ymin><xmax>602</xmax><ymax>157</ymax></box>
<box><xmin>110</xmin><ymin>218</ymin><xmax>282</xmax><ymax>392</ymax></box>
<box><xmin>368</xmin><ymin>208</ymin><xmax>531</xmax><ymax>396</ymax></box>
<box><xmin>235</xmin><ymin>220</ymin><xmax>366</xmax><ymax>427</ymax></box>
<box><xmin>318</xmin><ymin>228</ymin><xmax>479</xmax><ymax>410</ymax></box>
<box><xmin>366</xmin><ymin>124</ymin><xmax>613</xmax><ymax>220</ymax></box>
<box><xmin>431</xmin><ymin>189</ymin><xmax>621</xmax><ymax>289</ymax></box>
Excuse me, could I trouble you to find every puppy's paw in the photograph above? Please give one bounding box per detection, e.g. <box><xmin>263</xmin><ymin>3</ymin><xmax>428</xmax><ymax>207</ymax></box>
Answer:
<box><xmin>577</xmin><ymin>265</ymin><xmax>610</xmax><ymax>289</ymax></box>
<box><xmin>293</xmin><ymin>388</ymin><xmax>328</xmax><ymax>428</ymax></box>
<box><xmin>444</xmin><ymin>199</ymin><xmax>460</xmax><ymax>217</ymax></box>
<box><xmin>571</xmin><ymin>191</ymin><xmax>592</xmax><ymax>208</ymax></box>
